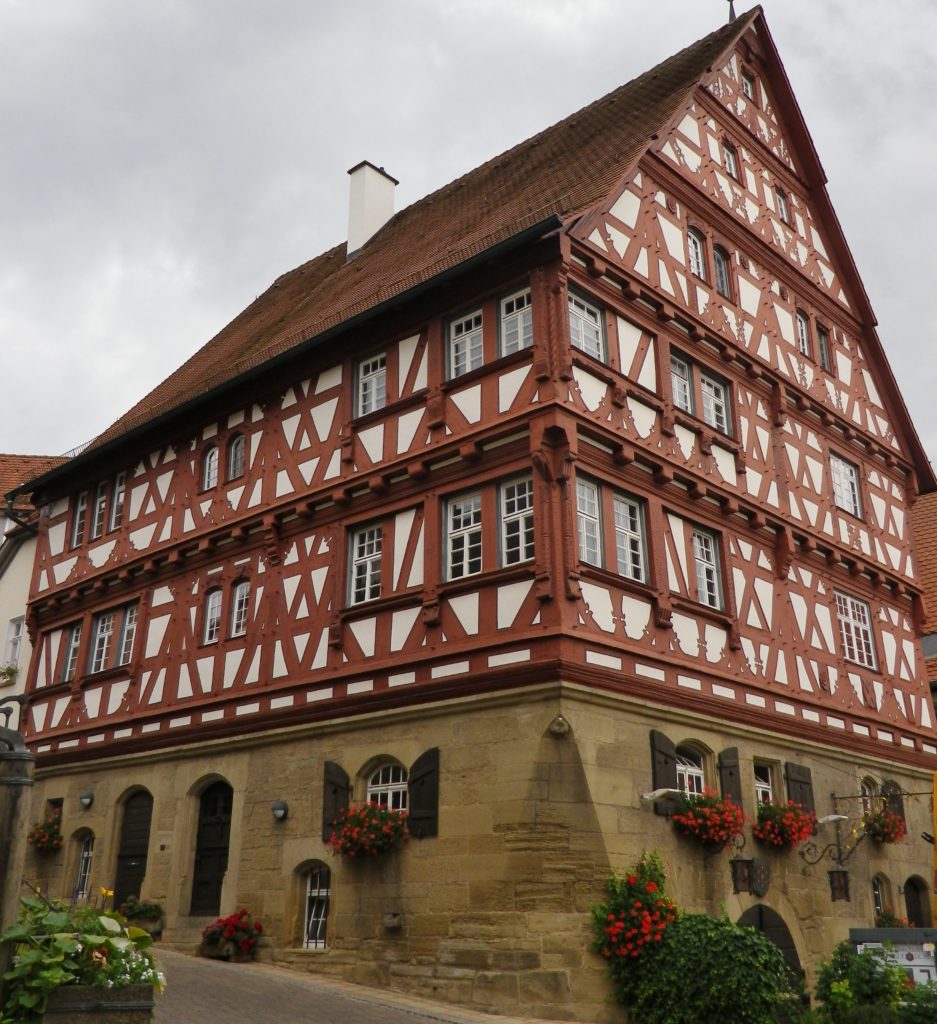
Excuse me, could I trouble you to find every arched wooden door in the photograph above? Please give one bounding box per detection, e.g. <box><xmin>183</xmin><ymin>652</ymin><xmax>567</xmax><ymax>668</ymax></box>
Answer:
<box><xmin>738</xmin><ymin>904</ymin><xmax>802</xmax><ymax>980</ymax></box>
<box><xmin>905</xmin><ymin>876</ymin><xmax>932</xmax><ymax>927</ymax></box>
<box><xmin>113</xmin><ymin>791</ymin><xmax>153</xmax><ymax>909</ymax></box>
<box><xmin>190</xmin><ymin>781</ymin><xmax>233</xmax><ymax>916</ymax></box>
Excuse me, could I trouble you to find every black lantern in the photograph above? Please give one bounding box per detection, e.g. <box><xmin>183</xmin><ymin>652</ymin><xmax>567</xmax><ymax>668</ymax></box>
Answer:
<box><xmin>731</xmin><ymin>858</ymin><xmax>754</xmax><ymax>894</ymax></box>
<box><xmin>828</xmin><ymin>868</ymin><xmax>850</xmax><ymax>902</ymax></box>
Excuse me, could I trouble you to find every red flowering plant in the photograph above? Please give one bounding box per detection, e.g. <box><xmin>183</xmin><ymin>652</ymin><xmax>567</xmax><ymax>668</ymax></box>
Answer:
<box><xmin>592</xmin><ymin>851</ymin><xmax>679</xmax><ymax>1005</ymax></box>
<box><xmin>670</xmin><ymin>787</ymin><xmax>746</xmax><ymax>848</ymax></box>
<box><xmin>327</xmin><ymin>801</ymin><xmax>408</xmax><ymax>858</ymax></box>
<box><xmin>863</xmin><ymin>807</ymin><xmax>906</xmax><ymax>844</ymax></box>
<box><xmin>26</xmin><ymin>806</ymin><xmax>63</xmax><ymax>851</ymax></box>
<box><xmin>200</xmin><ymin>908</ymin><xmax>263</xmax><ymax>957</ymax></box>
<box><xmin>752</xmin><ymin>800</ymin><xmax>816</xmax><ymax>849</ymax></box>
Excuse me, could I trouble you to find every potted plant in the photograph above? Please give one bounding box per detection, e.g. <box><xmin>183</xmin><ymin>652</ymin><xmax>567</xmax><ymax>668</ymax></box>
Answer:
<box><xmin>670</xmin><ymin>788</ymin><xmax>746</xmax><ymax>848</ymax></box>
<box><xmin>119</xmin><ymin>897</ymin><xmax>164</xmax><ymax>937</ymax></box>
<box><xmin>752</xmin><ymin>800</ymin><xmax>816</xmax><ymax>849</ymax></box>
<box><xmin>0</xmin><ymin>664</ymin><xmax>17</xmax><ymax>686</ymax></box>
<box><xmin>327</xmin><ymin>801</ymin><xmax>409</xmax><ymax>858</ymax></box>
<box><xmin>26</xmin><ymin>807</ymin><xmax>63</xmax><ymax>852</ymax></box>
<box><xmin>0</xmin><ymin>896</ymin><xmax>164</xmax><ymax>1022</ymax></box>
<box><xmin>198</xmin><ymin>909</ymin><xmax>262</xmax><ymax>961</ymax></box>
<box><xmin>863</xmin><ymin>807</ymin><xmax>906</xmax><ymax>844</ymax></box>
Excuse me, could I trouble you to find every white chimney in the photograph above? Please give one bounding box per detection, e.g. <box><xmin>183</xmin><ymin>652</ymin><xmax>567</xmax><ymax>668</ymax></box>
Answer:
<box><xmin>346</xmin><ymin>161</ymin><xmax>398</xmax><ymax>254</ymax></box>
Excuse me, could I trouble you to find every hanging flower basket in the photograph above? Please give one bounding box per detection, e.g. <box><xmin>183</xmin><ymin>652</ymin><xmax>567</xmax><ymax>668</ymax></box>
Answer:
<box><xmin>327</xmin><ymin>801</ymin><xmax>409</xmax><ymax>858</ymax></box>
<box><xmin>752</xmin><ymin>801</ymin><xmax>816</xmax><ymax>849</ymax></box>
<box><xmin>863</xmin><ymin>808</ymin><xmax>906</xmax><ymax>844</ymax></box>
<box><xmin>199</xmin><ymin>909</ymin><xmax>263</xmax><ymax>960</ymax></box>
<box><xmin>671</xmin><ymin>788</ymin><xmax>746</xmax><ymax>848</ymax></box>
<box><xmin>27</xmin><ymin>808</ymin><xmax>64</xmax><ymax>851</ymax></box>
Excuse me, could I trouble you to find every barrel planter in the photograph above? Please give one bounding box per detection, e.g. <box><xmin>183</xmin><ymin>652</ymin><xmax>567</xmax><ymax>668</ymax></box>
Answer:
<box><xmin>42</xmin><ymin>983</ymin><xmax>155</xmax><ymax>1022</ymax></box>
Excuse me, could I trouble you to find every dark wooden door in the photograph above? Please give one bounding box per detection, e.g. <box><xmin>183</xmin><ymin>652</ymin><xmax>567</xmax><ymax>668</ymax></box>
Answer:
<box><xmin>113</xmin><ymin>791</ymin><xmax>153</xmax><ymax>909</ymax></box>
<box><xmin>190</xmin><ymin>782</ymin><xmax>233</xmax><ymax>916</ymax></box>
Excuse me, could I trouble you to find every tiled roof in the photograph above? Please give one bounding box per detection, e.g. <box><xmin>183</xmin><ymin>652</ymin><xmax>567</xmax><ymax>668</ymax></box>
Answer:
<box><xmin>0</xmin><ymin>454</ymin><xmax>66</xmax><ymax>509</ymax></box>
<box><xmin>912</xmin><ymin>491</ymin><xmax>937</xmax><ymax>635</ymax></box>
<box><xmin>84</xmin><ymin>12</ymin><xmax>757</xmax><ymax>453</ymax></box>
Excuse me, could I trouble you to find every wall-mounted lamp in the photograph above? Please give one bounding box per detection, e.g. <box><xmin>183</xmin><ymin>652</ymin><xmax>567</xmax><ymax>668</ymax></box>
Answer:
<box><xmin>78</xmin><ymin>790</ymin><xmax>94</xmax><ymax>810</ymax></box>
<box><xmin>271</xmin><ymin>800</ymin><xmax>289</xmax><ymax>822</ymax></box>
<box><xmin>730</xmin><ymin>858</ymin><xmax>754</xmax><ymax>894</ymax></box>
<box><xmin>640</xmin><ymin>788</ymin><xmax>681</xmax><ymax>803</ymax></box>
<box><xmin>828</xmin><ymin>868</ymin><xmax>850</xmax><ymax>902</ymax></box>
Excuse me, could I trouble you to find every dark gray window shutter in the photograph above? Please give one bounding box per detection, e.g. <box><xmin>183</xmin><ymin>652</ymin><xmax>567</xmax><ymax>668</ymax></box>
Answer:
<box><xmin>881</xmin><ymin>780</ymin><xmax>906</xmax><ymax>820</ymax></box>
<box><xmin>718</xmin><ymin>747</ymin><xmax>743</xmax><ymax>807</ymax></box>
<box><xmin>650</xmin><ymin>730</ymin><xmax>678</xmax><ymax>817</ymax></box>
<box><xmin>322</xmin><ymin>761</ymin><xmax>351</xmax><ymax>842</ymax></box>
<box><xmin>408</xmin><ymin>748</ymin><xmax>439</xmax><ymax>839</ymax></box>
<box><xmin>784</xmin><ymin>762</ymin><xmax>815</xmax><ymax>812</ymax></box>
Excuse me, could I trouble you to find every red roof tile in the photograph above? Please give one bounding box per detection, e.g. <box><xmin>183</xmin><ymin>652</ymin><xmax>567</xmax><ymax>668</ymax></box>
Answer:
<box><xmin>0</xmin><ymin>454</ymin><xmax>66</xmax><ymax>509</ymax></box>
<box><xmin>912</xmin><ymin>491</ymin><xmax>937</xmax><ymax>633</ymax></box>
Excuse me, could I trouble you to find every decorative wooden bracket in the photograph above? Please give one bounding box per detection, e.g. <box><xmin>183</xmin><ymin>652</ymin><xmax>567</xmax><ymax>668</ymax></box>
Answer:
<box><xmin>653</xmin><ymin>594</ymin><xmax>673</xmax><ymax>630</ymax></box>
<box><xmin>341</xmin><ymin>432</ymin><xmax>355</xmax><ymax>465</ymax></box>
<box><xmin>426</xmin><ymin>387</ymin><xmax>445</xmax><ymax>429</ymax></box>
<box><xmin>262</xmin><ymin>514</ymin><xmax>282</xmax><ymax>566</ymax></box>
<box><xmin>773</xmin><ymin>526</ymin><xmax>794</xmax><ymax>580</ymax></box>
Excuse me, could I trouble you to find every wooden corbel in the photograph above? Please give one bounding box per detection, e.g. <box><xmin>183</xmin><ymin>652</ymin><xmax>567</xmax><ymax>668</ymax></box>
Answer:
<box><xmin>611</xmin><ymin>382</ymin><xmax>627</xmax><ymax>409</ymax></box>
<box><xmin>653</xmin><ymin>594</ymin><xmax>673</xmax><ymax>630</ymax></box>
<box><xmin>770</xmin><ymin>383</ymin><xmax>787</xmax><ymax>428</ymax></box>
<box><xmin>407</xmin><ymin>460</ymin><xmax>429</xmax><ymax>481</ymax></box>
<box><xmin>262</xmin><ymin>514</ymin><xmax>282</xmax><ymax>566</ymax></box>
<box><xmin>773</xmin><ymin>526</ymin><xmax>794</xmax><ymax>580</ymax></box>
<box><xmin>426</xmin><ymin>386</ymin><xmax>445</xmax><ymax>429</ymax></box>
<box><xmin>328</xmin><ymin>615</ymin><xmax>344</xmax><ymax>649</ymax></box>
<box><xmin>341</xmin><ymin>433</ymin><xmax>355</xmax><ymax>465</ymax></box>
<box><xmin>459</xmin><ymin>441</ymin><xmax>483</xmax><ymax>464</ymax></box>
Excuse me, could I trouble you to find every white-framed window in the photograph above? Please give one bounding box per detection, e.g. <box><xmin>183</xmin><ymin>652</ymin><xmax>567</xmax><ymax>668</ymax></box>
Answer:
<box><xmin>303</xmin><ymin>864</ymin><xmax>331</xmax><ymax>950</ymax></box>
<box><xmin>676</xmin><ymin>746</ymin><xmax>705</xmax><ymax>796</ymax></box>
<box><xmin>687</xmin><ymin>229</ymin><xmax>706</xmax><ymax>279</ymax></box>
<box><xmin>754</xmin><ymin>763</ymin><xmax>774</xmax><ymax>805</ymax></box>
<box><xmin>775</xmin><ymin>188</ymin><xmax>790</xmax><ymax>226</ymax></box>
<box><xmin>613</xmin><ymin>495</ymin><xmax>646</xmax><ymax>582</ymax></box>
<box><xmin>796</xmin><ymin>310</ymin><xmax>811</xmax><ymax>357</ymax></box>
<box><xmin>723</xmin><ymin>140</ymin><xmax>739</xmax><ymax>180</ymax></box>
<box><xmin>227</xmin><ymin>434</ymin><xmax>246</xmax><ymax>481</ymax></box>
<box><xmin>350</xmin><ymin>525</ymin><xmax>383</xmax><ymax>604</ymax></box>
<box><xmin>367</xmin><ymin>762</ymin><xmax>408</xmax><ymax>810</ymax></box>
<box><xmin>90</xmin><ymin>482</ymin><xmax>108</xmax><ymax>540</ymax></box>
<box><xmin>500</xmin><ymin>477</ymin><xmax>534</xmax><ymax>566</ymax></box>
<box><xmin>568</xmin><ymin>294</ymin><xmax>603</xmax><ymax>360</ymax></box>
<box><xmin>5</xmin><ymin>617</ymin><xmax>24</xmax><ymax>668</ymax></box>
<box><xmin>835</xmin><ymin>591</ymin><xmax>876</xmax><ymax>669</ymax></box>
<box><xmin>71</xmin><ymin>491</ymin><xmax>88</xmax><ymax>549</ymax></box>
<box><xmin>203</xmin><ymin>588</ymin><xmax>223</xmax><ymax>644</ymax></box>
<box><xmin>62</xmin><ymin>624</ymin><xmax>82</xmax><ymax>682</ymax></box>
<box><xmin>109</xmin><ymin>472</ymin><xmax>126</xmax><ymax>532</ymax></box>
<box><xmin>830</xmin><ymin>454</ymin><xmax>862</xmax><ymax>517</ymax></box>
<box><xmin>741</xmin><ymin>71</ymin><xmax>756</xmax><ymax>102</ymax></box>
<box><xmin>817</xmin><ymin>326</ymin><xmax>832</xmax><ymax>373</ymax></box>
<box><xmin>861</xmin><ymin>776</ymin><xmax>880</xmax><ymax>814</ymax></box>
<box><xmin>446</xmin><ymin>493</ymin><xmax>483</xmax><ymax>580</ymax></box>
<box><xmin>89</xmin><ymin>612</ymin><xmax>116</xmax><ymax>674</ymax></box>
<box><xmin>202</xmin><ymin>446</ymin><xmax>219</xmax><ymax>490</ymax></box>
<box><xmin>713</xmin><ymin>246</ymin><xmax>732</xmax><ymax>299</ymax></box>
<box><xmin>117</xmin><ymin>604</ymin><xmax>138</xmax><ymax>667</ymax></box>
<box><xmin>671</xmin><ymin>355</ymin><xmax>693</xmax><ymax>414</ymax></box>
<box><xmin>872</xmin><ymin>874</ymin><xmax>891</xmax><ymax>920</ymax></box>
<box><xmin>576</xmin><ymin>479</ymin><xmax>601</xmax><ymax>567</ymax></box>
<box><xmin>692</xmin><ymin>528</ymin><xmax>722</xmax><ymax>610</ymax></box>
<box><xmin>500</xmin><ymin>288</ymin><xmax>533</xmax><ymax>354</ymax></box>
<box><xmin>230</xmin><ymin>580</ymin><xmax>251</xmax><ymax>636</ymax></box>
<box><xmin>700</xmin><ymin>373</ymin><xmax>730</xmax><ymax>434</ymax></box>
<box><xmin>671</xmin><ymin>353</ymin><xmax>732</xmax><ymax>437</ymax></box>
<box><xmin>74</xmin><ymin>832</ymin><xmax>95</xmax><ymax>901</ymax></box>
<box><xmin>449</xmin><ymin>311</ymin><xmax>483</xmax><ymax>378</ymax></box>
<box><xmin>357</xmin><ymin>353</ymin><xmax>387</xmax><ymax>416</ymax></box>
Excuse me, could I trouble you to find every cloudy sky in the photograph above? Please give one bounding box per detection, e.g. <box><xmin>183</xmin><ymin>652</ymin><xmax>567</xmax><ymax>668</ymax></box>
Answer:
<box><xmin>2</xmin><ymin>0</ymin><xmax>936</xmax><ymax>472</ymax></box>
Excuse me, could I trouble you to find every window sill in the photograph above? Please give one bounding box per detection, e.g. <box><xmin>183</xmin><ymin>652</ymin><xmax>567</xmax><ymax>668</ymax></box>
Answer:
<box><xmin>670</xmin><ymin>410</ymin><xmax>738</xmax><ymax>450</ymax></box>
<box><xmin>578</xmin><ymin>563</ymin><xmax>655</xmax><ymax>601</ymax></box>
<box><xmin>443</xmin><ymin>348</ymin><xmax>532</xmax><ymax>391</ymax></box>
<box><xmin>341</xmin><ymin>588</ymin><xmax>424</xmax><ymax>619</ymax></box>
<box><xmin>669</xmin><ymin>594</ymin><xmax>734</xmax><ymax>631</ymax></box>
<box><xmin>438</xmin><ymin>563</ymin><xmax>535</xmax><ymax>599</ymax></box>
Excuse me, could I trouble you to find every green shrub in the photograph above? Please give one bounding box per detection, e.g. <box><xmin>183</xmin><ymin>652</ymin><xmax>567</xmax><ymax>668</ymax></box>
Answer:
<box><xmin>814</xmin><ymin>942</ymin><xmax>907</xmax><ymax>1023</ymax></box>
<box><xmin>899</xmin><ymin>982</ymin><xmax>937</xmax><ymax>1024</ymax></box>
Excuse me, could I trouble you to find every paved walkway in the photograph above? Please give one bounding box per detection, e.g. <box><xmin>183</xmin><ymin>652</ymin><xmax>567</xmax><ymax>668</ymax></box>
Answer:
<box><xmin>153</xmin><ymin>949</ymin><xmax>588</xmax><ymax>1024</ymax></box>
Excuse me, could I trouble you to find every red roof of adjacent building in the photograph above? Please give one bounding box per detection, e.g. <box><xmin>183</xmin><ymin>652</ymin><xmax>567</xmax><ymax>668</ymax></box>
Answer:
<box><xmin>0</xmin><ymin>454</ymin><xmax>66</xmax><ymax>510</ymax></box>
<box><xmin>912</xmin><ymin>492</ymin><xmax>937</xmax><ymax>637</ymax></box>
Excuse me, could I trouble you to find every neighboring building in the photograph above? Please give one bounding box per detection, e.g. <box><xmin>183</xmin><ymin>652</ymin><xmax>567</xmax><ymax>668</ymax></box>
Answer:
<box><xmin>12</xmin><ymin>10</ymin><xmax>937</xmax><ymax>1020</ymax></box>
<box><xmin>0</xmin><ymin>455</ymin><xmax>62</xmax><ymax>730</ymax></box>
<box><xmin>911</xmin><ymin>491</ymin><xmax>937</xmax><ymax>713</ymax></box>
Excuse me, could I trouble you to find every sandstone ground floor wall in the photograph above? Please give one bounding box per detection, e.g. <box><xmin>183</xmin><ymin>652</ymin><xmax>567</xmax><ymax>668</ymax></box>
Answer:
<box><xmin>20</xmin><ymin>680</ymin><xmax>937</xmax><ymax>1021</ymax></box>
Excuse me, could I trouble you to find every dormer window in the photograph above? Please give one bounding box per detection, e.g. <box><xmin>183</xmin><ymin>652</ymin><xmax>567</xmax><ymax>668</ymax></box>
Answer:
<box><xmin>741</xmin><ymin>71</ymin><xmax>756</xmax><ymax>102</ymax></box>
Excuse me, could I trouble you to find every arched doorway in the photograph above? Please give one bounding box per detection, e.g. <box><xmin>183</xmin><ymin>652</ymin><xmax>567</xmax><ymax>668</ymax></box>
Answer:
<box><xmin>190</xmin><ymin>781</ymin><xmax>233</xmax><ymax>916</ymax></box>
<box><xmin>113</xmin><ymin>791</ymin><xmax>153</xmax><ymax>909</ymax></box>
<box><xmin>738</xmin><ymin>904</ymin><xmax>802</xmax><ymax>980</ymax></box>
<box><xmin>904</xmin><ymin>876</ymin><xmax>932</xmax><ymax>927</ymax></box>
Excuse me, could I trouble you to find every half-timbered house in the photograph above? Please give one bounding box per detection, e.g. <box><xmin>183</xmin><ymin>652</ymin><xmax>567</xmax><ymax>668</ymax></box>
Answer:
<box><xmin>12</xmin><ymin>8</ymin><xmax>937</xmax><ymax>1019</ymax></box>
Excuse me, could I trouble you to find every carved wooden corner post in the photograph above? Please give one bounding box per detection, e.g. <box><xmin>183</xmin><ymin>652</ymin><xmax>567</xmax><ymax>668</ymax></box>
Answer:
<box><xmin>0</xmin><ymin>695</ymin><xmax>35</xmax><ymax>1008</ymax></box>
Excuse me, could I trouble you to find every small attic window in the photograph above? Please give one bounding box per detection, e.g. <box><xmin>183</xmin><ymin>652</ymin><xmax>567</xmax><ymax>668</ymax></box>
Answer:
<box><xmin>741</xmin><ymin>71</ymin><xmax>756</xmax><ymax>103</ymax></box>
<box><xmin>723</xmin><ymin>141</ymin><xmax>740</xmax><ymax>181</ymax></box>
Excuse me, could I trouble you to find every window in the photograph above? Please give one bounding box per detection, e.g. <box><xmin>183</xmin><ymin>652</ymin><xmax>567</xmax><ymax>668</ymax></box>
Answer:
<box><xmin>671</xmin><ymin>352</ymin><xmax>732</xmax><ymax>436</ymax></box>
<box><xmin>89</xmin><ymin>612</ymin><xmax>115</xmax><ymax>674</ymax></box>
<box><xmin>500</xmin><ymin>288</ymin><xmax>533</xmax><ymax>354</ymax></box>
<box><xmin>692</xmin><ymin>528</ymin><xmax>723</xmax><ymax>610</ymax></box>
<box><xmin>449</xmin><ymin>311</ymin><xmax>483</xmax><ymax>378</ymax></box>
<box><xmin>676</xmin><ymin>746</ymin><xmax>704</xmax><ymax>795</ymax></box>
<box><xmin>796</xmin><ymin>310</ymin><xmax>811</xmax><ymax>357</ymax></box>
<box><xmin>446</xmin><ymin>493</ymin><xmax>483</xmax><ymax>580</ymax></box>
<box><xmin>741</xmin><ymin>71</ymin><xmax>756</xmax><ymax>102</ymax></box>
<box><xmin>203</xmin><ymin>588</ymin><xmax>223</xmax><ymax>644</ymax></box>
<box><xmin>687</xmin><ymin>229</ymin><xmax>706</xmax><ymax>280</ymax></box>
<box><xmin>303</xmin><ymin>864</ymin><xmax>331</xmax><ymax>949</ymax></box>
<box><xmin>230</xmin><ymin>580</ymin><xmax>251</xmax><ymax>636</ymax></box>
<box><xmin>5</xmin><ymin>617</ymin><xmax>24</xmax><ymax>669</ymax></box>
<box><xmin>700</xmin><ymin>374</ymin><xmax>730</xmax><ymax>434</ymax></box>
<box><xmin>835</xmin><ymin>591</ymin><xmax>876</xmax><ymax>669</ymax></box>
<box><xmin>350</xmin><ymin>525</ymin><xmax>383</xmax><ymax>604</ymax></box>
<box><xmin>713</xmin><ymin>246</ymin><xmax>732</xmax><ymax>299</ymax></box>
<box><xmin>830</xmin><ymin>454</ymin><xmax>862</xmax><ymax>517</ymax></box>
<box><xmin>74</xmin><ymin>832</ymin><xmax>95</xmax><ymax>901</ymax></box>
<box><xmin>202</xmin><ymin>446</ymin><xmax>219</xmax><ymax>490</ymax></box>
<box><xmin>775</xmin><ymin>188</ymin><xmax>790</xmax><ymax>226</ymax></box>
<box><xmin>117</xmin><ymin>605</ymin><xmax>138</xmax><ymax>666</ymax></box>
<box><xmin>754</xmin><ymin>763</ymin><xmax>774</xmax><ymax>805</ymax></box>
<box><xmin>817</xmin><ymin>326</ymin><xmax>832</xmax><ymax>373</ymax></box>
<box><xmin>576</xmin><ymin>479</ymin><xmax>601</xmax><ymax>567</ymax></box>
<box><xmin>723</xmin><ymin>140</ymin><xmax>739</xmax><ymax>180</ymax></box>
<box><xmin>861</xmin><ymin>776</ymin><xmax>880</xmax><ymax>814</ymax></box>
<box><xmin>62</xmin><ymin>624</ymin><xmax>82</xmax><ymax>682</ymax></box>
<box><xmin>501</xmin><ymin>477</ymin><xmax>534</xmax><ymax>566</ymax></box>
<box><xmin>226</xmin><ymin>434</ymin><xmax>246</xmax><ymax>481</ymax></box>
<box><xmin>71</xmin><ymin>492</ymin><xmax>88</xmax><ymax>548</ymax></box>
<box><xmin>613</xmin><ymin>495</ymin><xmax>646</xmax><ymax>582</ymax></box>
<box><xmin>568</xmin><ymin>294</ymin><xmax>603</xmax><ymax>360</ymax></box>
<box><xmin>871</xmin><ymin>875</ymin><xmax>888</xmax><ymax>920</ymax></box>
<box><xmin>88</xmin><ymin>604</ymin><xmax>138</xmax><ymax>674</ymax></box>
<box><xmin>367</xmin><ymin>762</ymin><xmax>408</xmax><ymax>810</ymax></box>
<box><xmin>109</xmin><ymin>472</ymin><xmax>126</xmax><ymax>532</ymax></box>
<box><xmin>576</xmin><ymin>477</ymin><xmax>647</xmax><ymax>583</ymax></box>
<box><xmin>671</xmin><ymin>355</ymin><xmax>693</xmax><ymax>414</ymax></box>
<box><xmin>90</xmin><ymin>482</ymin><xmax>108</xmax><ymax>540</ymax></box>
<box><xmin>357</xmin><ymin>353</ymin><xmax>387</xmax><ymax>416</ymax></box>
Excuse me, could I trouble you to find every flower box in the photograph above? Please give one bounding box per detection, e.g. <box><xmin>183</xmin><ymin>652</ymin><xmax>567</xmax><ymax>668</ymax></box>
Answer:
<box><xmin>327</xmin><ymin>801</ymin><xmax>409</xmax><ymax>858</ymax></box>
<box><xmin>671</xmin><ymin>788</ymin><xmax>746</xmax><ymax>848</ymax></box>
<box><xmin>42</xmin><ymin>983</ymin><xmax>155</xmax><ymax>1022</ymax></box>
<box><xmin>752</xmin><ymin>801</ymin><xmax>816</xmax><ymax>849</ymax></box>
<box><xmin>863</xmin><ymin>808</ymin><xmax>906</xmax><ymax>844</ymax></box>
